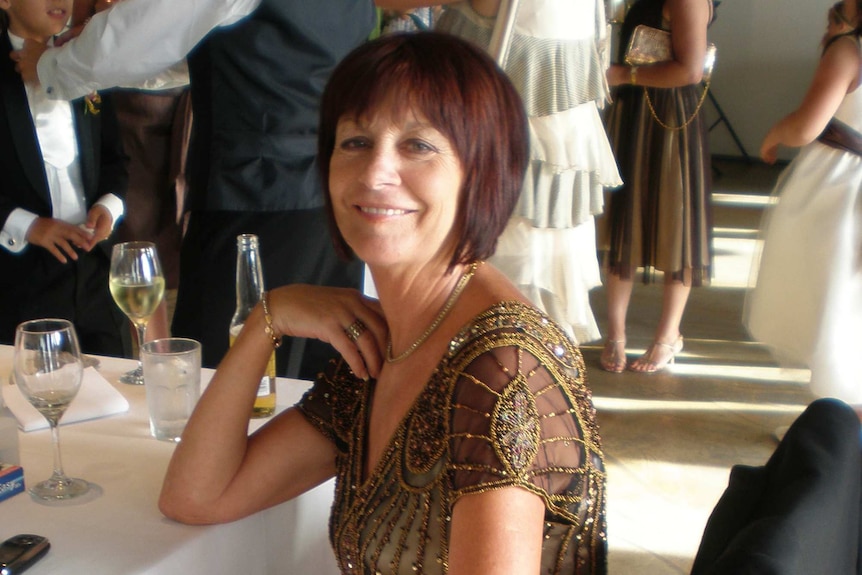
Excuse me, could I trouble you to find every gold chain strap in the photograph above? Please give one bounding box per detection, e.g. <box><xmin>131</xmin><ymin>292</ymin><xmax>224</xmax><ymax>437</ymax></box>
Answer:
<box><xmin>643</xmin><ymin>80</ymin><xmax>710</xmax><ymax>131</ymax></box>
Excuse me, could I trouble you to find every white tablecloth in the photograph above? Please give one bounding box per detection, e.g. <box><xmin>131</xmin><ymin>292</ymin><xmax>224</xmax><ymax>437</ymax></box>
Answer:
<box><xmin>0</xmin><ymin>346</ymin><xmax>339</xmax><ymax>575</ymax></box>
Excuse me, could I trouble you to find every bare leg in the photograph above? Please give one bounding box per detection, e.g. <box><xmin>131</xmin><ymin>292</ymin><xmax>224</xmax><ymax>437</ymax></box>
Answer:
<box><xmin>600</xmin><ymin>269</ymin><xmax>635</xmax><ymax>372</ymax></box>
<box><xmin>630</xmin><ymin>272</ymin><xmax>690</xmax><ymax>373</ymax></box>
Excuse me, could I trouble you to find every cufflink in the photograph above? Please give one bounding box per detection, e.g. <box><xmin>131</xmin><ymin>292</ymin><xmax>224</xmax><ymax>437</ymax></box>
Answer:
<box><xmin>7</xmin><ymin>238</ymin><xmax>16</xmax><ymax>246</ymax></box>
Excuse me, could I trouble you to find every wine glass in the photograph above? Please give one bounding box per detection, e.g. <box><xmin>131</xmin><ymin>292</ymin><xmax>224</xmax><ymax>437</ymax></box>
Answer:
<box><xmin>109</xmin><ymin>241</ymin><xmax>165</xmax><ymax>385</ymax></box>
<box><xmin>14</xmin><ymin>318</ymin><xmax>90</xmax><ymax>500</ymax></box>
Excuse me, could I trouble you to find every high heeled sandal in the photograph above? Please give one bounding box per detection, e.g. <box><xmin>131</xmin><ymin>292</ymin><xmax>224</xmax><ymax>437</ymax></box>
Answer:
<box><xmin>600</xmin><ymin>339</ymin><xmax>628</xmax><ymax>373</ymax></box>
<box><xmin>629</xmin><ymin>335</ymin><xmax>684</xmax><ymax>374</ymax></box>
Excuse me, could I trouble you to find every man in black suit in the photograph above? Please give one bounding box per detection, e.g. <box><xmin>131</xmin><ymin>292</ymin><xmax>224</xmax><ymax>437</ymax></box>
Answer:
<box><xmin>0</xmin><ymin>10</ymin><xmax>130</xmax><ymax>357</ymax></box>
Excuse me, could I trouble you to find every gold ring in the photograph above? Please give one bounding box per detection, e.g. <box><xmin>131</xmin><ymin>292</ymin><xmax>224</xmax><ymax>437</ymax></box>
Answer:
<box><xmin>344</xmin><ymin>319</ymin><xmax>366</xmax><ymax>343</ymax></box>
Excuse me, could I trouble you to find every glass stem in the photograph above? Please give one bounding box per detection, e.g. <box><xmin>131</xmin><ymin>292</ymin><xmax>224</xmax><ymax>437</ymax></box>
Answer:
<box><xmin>50</xmin><ymin>420</ymin><xmax>67</xmax><ymax>481</ymax></box>
<box><xmin>135</xmin><ymin>322</ymin><xmax>148</xmax><ymax>366</ymax></box>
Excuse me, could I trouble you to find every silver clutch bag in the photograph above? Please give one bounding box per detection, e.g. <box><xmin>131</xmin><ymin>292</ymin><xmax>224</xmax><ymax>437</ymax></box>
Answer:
<box><xmin>625</xmin><ymin>24</ymin><xmax>717</xmax><ymax>83</ymax></box>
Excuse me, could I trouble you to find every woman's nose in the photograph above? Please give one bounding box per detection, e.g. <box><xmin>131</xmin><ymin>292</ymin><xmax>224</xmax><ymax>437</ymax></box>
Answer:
<box><xmin>359</xmin><ymin>146</ymin><xmax>400</xmax><ymax>190</ymax></box>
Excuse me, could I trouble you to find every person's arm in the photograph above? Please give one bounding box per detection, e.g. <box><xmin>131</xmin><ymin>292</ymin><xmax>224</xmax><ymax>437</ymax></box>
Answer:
<box><xmin>159</xmin><ymin>284</ymin><xmax>387</xmax><ymax>524</ymax></box>
<box><xmin>13</xmin><ymin>0</ymin><xmax>260</xmax><ymax>99</ymax></box>
<box><xmin>607</xmin><ymin>0</ymin><xmax>711</xmax><ymax>88</ymax></box>
<box><xmin>761</xmin><ymin>35</ymin><xmax>861</xmax><ymax>163</ymax></box>
<box><xmin>2</xmin><ymin>210</ymin><xmax>92</xmax><ymax>261</ymax></box>
<box><xmin>444</xmin><ymin>333</ymin><xmax>604</xmax><ymax>574</ymax></box>
<box><xmin>448</xmin><ymin>488</ymin><xmax>545</xmax><ymax>574</ymax></box>
<box><xmin>0</xmin><ymin>210</ymin><xmax>38</xmax><ymax>254</ymax></box>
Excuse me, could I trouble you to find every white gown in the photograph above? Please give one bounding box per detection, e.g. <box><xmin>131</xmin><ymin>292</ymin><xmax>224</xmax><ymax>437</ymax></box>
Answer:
<box><xmin>436</xmin><ymin>1</ymin><xmax>622</xmax><ymax>344</ymax></box>
<box><xmin>744</xmin><ymin>78</ymin><xmax>862</xmax><ymax>403</ymax></box>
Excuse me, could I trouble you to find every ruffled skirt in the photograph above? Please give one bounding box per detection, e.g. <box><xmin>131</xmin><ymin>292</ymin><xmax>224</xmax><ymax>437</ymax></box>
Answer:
<box><xmin>437</xmin><ymin>3</ymin><xmax>621</xmax><ymax>341</ymax></box>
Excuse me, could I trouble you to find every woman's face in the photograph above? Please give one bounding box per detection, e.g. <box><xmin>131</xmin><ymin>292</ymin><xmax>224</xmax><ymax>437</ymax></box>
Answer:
<box><xmin>328</xmin><ymin>108</ymin><xmax>464</xmax><ymax>270</ymax></box>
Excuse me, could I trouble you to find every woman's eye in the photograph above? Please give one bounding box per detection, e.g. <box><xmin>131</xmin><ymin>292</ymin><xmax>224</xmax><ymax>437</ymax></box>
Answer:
<box><xmin>340</xmin><ymin>137</ymin><xmax>370</xmax><ymax>150</ymax></box>
<box><xmin>405</xmin><ymin>139</ymin><xmax>436</xmax><ymax>153</ymax></box>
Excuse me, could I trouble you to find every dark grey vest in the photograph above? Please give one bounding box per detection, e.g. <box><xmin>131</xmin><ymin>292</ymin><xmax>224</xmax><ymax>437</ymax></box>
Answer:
<box><xmin>185</xmin><ymin>1</ymin><xmax>375</xmax><ymax>212</ymax></box>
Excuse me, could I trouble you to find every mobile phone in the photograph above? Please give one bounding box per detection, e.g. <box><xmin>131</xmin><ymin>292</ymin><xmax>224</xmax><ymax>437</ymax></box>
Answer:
<box><xmin>0</xmin><ymin>534</ymin><xmax>50</xmax><ymax>575</ymax></box>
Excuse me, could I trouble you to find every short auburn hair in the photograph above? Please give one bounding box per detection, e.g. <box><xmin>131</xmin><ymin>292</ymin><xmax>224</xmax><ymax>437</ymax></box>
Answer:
<box><xmin>318</xmin><ymin>31</ymin><xmax>529</xmax><ymax>269</ymax></box>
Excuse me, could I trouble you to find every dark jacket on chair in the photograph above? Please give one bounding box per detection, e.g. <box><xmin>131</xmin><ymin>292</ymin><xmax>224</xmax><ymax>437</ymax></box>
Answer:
<box><xmin>691</xmin><ymin>398</ymin><xmax>862</xmax><ymax>574</ymax></box>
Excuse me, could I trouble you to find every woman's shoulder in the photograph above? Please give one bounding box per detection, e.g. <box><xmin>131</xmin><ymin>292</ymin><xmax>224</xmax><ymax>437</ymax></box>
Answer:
<box><xmin>824</xmin><ymin>32</ymin><xmax>862</xmax><ymax>59</ymax></box>
<box><xmin>297</xmin><ymin>358</ymin><xmax>367</xmax><ymax>446</ymax></box>
<box><xmin>821</xmin><ymin>33</ymin><xmax>862</xmax><ymax>92</ymax></box>
<box><xmin>445</xmin><ymin>300</ymin><xmax>584</xmax><ymax>378</ymax></box>
<box><xmin>439</xmin><ymin>301</ymin><xmax>604</xmax><ymax>505</ymax></box>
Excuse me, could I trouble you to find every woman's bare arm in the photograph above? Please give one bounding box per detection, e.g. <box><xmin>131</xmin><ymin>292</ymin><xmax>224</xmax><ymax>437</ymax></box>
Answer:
<box><xmin>159</xmin><ymin>285</ymin><xmax>387</xmax><ymax>524</ymax></box>
<box><xmin>447</xmin><ymin>487</ymin><xmax>545</xmax><ymax>574</ymax></box>
<box><xmin>760</xmin><ymin>36</ymin><xmax>860</xmax><ymax>163</ymax></box>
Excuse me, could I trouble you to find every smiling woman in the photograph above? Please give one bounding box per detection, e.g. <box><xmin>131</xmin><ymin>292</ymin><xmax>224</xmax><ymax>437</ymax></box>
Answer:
<box><xmin>318</xmin><ymin>32</ymin><xmax>529</xmax><ymax>270</ymax></box>
<box><xmin>327</xmin><ymin>112</ymin><xmax>465</xmax><ymax>270</ymax></box>
<box><xmin>159</xmin><ymin>32</ymin><xmax>607</xmax><ymax>575</ymax></box>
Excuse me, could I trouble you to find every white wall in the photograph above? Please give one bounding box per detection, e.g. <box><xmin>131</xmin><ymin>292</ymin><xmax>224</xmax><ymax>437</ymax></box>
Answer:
<box><xmin>705</xmin><ymin>0</ymin><xmax>827</xmax><ymax>161</ymax></box>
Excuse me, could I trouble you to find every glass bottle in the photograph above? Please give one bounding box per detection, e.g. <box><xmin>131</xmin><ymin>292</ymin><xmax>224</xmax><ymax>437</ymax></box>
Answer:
<box><xmin>229</xmin><ymin>234</ymin><xmax>276</xmax><ymax>418</ymax></box>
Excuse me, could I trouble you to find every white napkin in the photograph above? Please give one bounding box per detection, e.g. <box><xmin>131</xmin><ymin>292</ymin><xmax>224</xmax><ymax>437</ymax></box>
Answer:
<box><xmin>2</xmin><ymin>367</ymin><xmax>130</xmax><ymax>432</ymax></box>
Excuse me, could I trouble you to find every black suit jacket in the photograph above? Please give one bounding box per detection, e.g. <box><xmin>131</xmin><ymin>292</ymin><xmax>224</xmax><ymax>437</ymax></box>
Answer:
<box><xmin>691</xmin><ymin>398</ymin><xmax>862</xmax><ymax>574</ymax></box>
<box><xmin>0</xmin><ymin>31</ymin><xmax>127</xmax><ymax>337</ymax></box>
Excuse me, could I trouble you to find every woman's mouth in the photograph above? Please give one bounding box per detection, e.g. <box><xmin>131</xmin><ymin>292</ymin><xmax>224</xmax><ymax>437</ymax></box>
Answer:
<box><xmin>359</xmin><ymin>206</ymin><xmax>410</xmax><ymax>216</ymax></box>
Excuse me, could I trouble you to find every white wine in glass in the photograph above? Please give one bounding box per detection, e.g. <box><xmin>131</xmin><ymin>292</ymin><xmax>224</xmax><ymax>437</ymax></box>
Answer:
<box><xmin>14</xmin><ymin>318</ymin><xmax>90</xmax><ymax>501</ymax></box>
<box><xmin>109</xmin><ymin>241</ymin><xmax>165</xmax><ymax>385</ymax></box>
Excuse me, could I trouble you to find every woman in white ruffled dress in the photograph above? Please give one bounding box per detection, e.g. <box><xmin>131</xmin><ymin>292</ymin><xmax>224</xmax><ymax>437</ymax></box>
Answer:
<box><xmin>435</xmin><ymin>0</ymin><xmax>622</xmax><ymax>344</ymax></box>
<box><xmin>745</xmin><ymin>0</ymin><xmax>862</xmax><ymax>406</ymax></box>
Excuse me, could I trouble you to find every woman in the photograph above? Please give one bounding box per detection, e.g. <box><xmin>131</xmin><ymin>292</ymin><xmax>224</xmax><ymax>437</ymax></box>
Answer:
<box><xmin>435</xmin><ymin>0</ymin><xmax>622</xmax><ymax>345</ymax></box>
<box><xmin>745</xmin><ymin>1</ymin><xmax>862</xmax><ymax>408</ymax></box>
<box><xmin>600</xmin><ymin>0</ymin><xmax>714</xmax><ymax>373</ymax></box>
<box><xmin>159</xmin><ymin>33</ymin><xmax>607</xmax><ymax>574</ymax></box>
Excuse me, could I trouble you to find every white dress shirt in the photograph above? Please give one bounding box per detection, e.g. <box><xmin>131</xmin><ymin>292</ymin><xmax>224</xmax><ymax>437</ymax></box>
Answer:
<box><xmin>1</xmin><ymin>34</ymin><xmax>124</xmax><ymax>253</ymax></box>
<box><xmin>38</xmin><ymin>0</ymin><xmax>261</xmax><ymax>101</ymax></box>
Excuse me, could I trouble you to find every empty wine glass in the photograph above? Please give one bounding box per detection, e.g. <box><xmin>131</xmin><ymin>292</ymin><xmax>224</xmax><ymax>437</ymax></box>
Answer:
<box><xmin>14</xmin><ymin>318</ymin><xmax>90</xmax><ymax>501</ymax></box>
<box><xmin>109</xmin><ymin>241</ymin><xmax>165</xmax><ymax>385</ymax></box>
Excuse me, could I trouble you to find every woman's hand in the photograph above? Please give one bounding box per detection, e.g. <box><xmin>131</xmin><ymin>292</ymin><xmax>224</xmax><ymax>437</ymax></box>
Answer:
<box><xmin>269</xmin><ymin>285</ymin><xmax>387</xmax><ymax>380</ymax></box>
<box><xmin>760</xmin><ymin>123</ymin><xmax>784</xmax><ymax>164</ymax></box>
<box><xmin>760</xmin><ymin>130</ymin><xmax>780</xmax><ymax>165</ymax></box>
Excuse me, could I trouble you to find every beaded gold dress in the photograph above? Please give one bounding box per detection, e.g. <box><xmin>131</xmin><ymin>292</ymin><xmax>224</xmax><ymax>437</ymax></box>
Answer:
<box><xmin>298</xmin><ymin>301</ymin><xmax>607</xmax><ymax>574</ymax></box>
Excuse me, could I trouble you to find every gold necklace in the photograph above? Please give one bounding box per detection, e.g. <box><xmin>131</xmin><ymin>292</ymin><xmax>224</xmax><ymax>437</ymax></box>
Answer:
<box><xmin>386</xmin><ymin>261</ymin><xmax>481</xmax><ymax>364</ymax></box>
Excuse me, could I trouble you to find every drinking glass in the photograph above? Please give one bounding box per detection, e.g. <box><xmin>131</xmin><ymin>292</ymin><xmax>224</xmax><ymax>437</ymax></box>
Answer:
<box><xmin>13</xmin><ymin>318</ymin><xmax>90</xmax><ymax>500</ymax></box>
<box><xmin>141</xmin><ymin>338</ymin><xmax>201</xmax><ymax>442</ymax></box>
<box><xmin>109</xmin><ymin>241</ymin><xmax>165</xmax><ymax>385</ymax></box>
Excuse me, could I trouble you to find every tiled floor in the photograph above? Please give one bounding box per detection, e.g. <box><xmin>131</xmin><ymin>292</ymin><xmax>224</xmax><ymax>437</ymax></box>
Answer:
<box><xmin>583</xmin><ymin>159</ymin><xmax>816</xmax><ymax>573</ymax></box>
